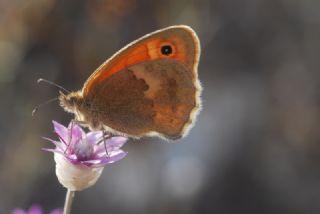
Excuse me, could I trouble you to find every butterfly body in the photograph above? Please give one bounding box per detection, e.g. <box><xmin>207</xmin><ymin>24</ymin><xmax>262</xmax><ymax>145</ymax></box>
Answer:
<box><xmin>60</xmin><ymin>25</ymin><xmax>201</xmax><ymax>140</ymax></box>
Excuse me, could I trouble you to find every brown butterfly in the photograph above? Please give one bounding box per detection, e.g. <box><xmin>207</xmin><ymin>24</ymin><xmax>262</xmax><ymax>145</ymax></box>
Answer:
<box><xmin>59</xmin><ymin>25</ymin><xmax>201</xmax><ymax>140</ymax></box>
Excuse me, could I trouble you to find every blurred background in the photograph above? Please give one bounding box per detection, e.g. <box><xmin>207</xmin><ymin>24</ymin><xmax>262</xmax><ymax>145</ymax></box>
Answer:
<box><xmin>1</xmin><ymin>0</ymin><xmax>320</xmax><ymax>213</ymax></box>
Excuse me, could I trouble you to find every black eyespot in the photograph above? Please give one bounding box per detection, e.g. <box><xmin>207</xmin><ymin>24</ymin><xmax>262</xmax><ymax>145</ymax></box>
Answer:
<box><xmin>161</xmin><ymin>45</ymin><xmax>173</xmax><ymax>56</ymax></box>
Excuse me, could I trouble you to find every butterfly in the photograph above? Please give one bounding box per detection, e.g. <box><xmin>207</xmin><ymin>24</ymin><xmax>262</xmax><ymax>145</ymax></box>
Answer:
<box><xmin>59</xmin><ymin>25</ymin><xmax>202</xmax><ymax>140</ymax></box>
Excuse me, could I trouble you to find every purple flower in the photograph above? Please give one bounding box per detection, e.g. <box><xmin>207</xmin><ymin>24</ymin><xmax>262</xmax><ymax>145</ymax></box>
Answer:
<box><xmin>11</xmin><ymin>205</ymin><xmax>62</xmax><ymax>214</ymax></box>
<box><xmin>43</xmin><ymin>121</ymin><xmax>128</xmax><ymax>190</ymax></box>
<box><xmin>44</xmin><ymin>121</ymin><xmax>128</xmax><ymax>167</ymax></box>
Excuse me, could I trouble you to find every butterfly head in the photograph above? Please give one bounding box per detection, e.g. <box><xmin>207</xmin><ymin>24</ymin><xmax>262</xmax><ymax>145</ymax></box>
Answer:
<box><xmin>59</xmin><ymin>91</ymin><xmax>84</xmax><ymax>113</ymax></box>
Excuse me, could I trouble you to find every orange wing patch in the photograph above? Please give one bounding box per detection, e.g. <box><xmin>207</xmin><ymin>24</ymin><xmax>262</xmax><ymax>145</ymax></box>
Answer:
<box><xmin>83</xmin><ymin>34</ymin><xmax>193</xmax><ymax>97</ymax></box>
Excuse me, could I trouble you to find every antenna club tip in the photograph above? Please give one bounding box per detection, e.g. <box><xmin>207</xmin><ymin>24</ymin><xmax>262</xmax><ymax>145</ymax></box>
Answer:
<box><xmin>32</xmin><ymin>108</ymin><xmax>38</xmax><ymax>116</ymax></box>
<box><xmin>37</xmin><ymin>78</ymin><xmax>43</xmax><ymax>83</ymax></box>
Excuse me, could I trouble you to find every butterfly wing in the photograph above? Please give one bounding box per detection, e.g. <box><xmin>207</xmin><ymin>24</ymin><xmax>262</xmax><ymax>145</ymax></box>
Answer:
<box><xmin>82</xmin><ymin>25</ymin><xmax>201</xmax><ymax>139</ymax></box>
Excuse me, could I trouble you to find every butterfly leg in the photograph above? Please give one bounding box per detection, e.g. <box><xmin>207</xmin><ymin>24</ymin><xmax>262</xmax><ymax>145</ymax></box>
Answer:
<box><xmin>102</xmin><ymin>130</ymin><xmax>110</xmax><ymax>157</ymax></box>
<box><xmin>64</xmin><ymin>119</ymin><xmax>87</xmax><ymax>153</ymax></box>
<box><xmin>96</xmin><ymin>130</ymin><xmax>113</xmax><ymax>157</ymax></box>
<box><xmin>64</xmin><ymin>120</ymin><xmax>74</xmax><ymax>154</ymax></box>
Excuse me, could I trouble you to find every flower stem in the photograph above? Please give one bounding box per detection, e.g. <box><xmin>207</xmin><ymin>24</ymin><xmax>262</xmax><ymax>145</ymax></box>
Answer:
<box><xmin>63</xmin><ymin>189</ymin><xmax>75</xmax><ymax>214</ymax></box>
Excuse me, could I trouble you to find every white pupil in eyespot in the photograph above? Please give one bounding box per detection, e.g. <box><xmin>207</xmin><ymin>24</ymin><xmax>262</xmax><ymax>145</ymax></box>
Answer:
<box><xmin>161</xmin><ymin>45</ymin><xmax>173</xmax><ymax>55</ymax></box>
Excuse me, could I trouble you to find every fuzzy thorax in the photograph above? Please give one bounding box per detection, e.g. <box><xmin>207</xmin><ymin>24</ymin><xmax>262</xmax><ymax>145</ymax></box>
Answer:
<box><xmin>59</xmin><ymin>91</ymin><xmax>84</xmax><ymax>114</ymax></box>
<box><xmin>59</xmin><ymin>91</ymin><xmax>100</xmax><ymax>130</ymax></box>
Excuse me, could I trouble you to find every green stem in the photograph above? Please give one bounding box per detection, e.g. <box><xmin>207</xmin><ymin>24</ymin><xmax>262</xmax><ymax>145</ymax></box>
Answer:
<box><xmin>63</xmin><ymin>189</ymin><xmax>75</xmax><ymax>214</ymax></box>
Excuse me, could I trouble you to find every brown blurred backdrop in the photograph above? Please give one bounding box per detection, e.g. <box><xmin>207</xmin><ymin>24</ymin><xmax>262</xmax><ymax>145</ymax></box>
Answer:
<box><xmin>1</xmin><ymin>0</ymin><xmax>320</xmax><ymax>213</ymax></box>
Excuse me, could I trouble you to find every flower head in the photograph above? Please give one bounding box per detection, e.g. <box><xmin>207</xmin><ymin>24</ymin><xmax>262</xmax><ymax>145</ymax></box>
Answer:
<box><xmin>11</xmin><ymin>204</ymin><xmax>62</xmax><ymax>214</ymax></box>
<box><xmin>44</xmin><ymin>121</ymin><xmax>128</xmax><ymax>190</ymax></box>
<box><xmin>44</xmin><ymin>121</ymin><xmax>128</xmax><ymax>167</ymax></box>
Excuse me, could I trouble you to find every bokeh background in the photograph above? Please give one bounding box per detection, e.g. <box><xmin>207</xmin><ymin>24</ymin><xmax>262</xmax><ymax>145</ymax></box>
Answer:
<box><xmin>1</xmin><ymin>0</ymin><xmax>320</xmax><ymax>213</ymax></box>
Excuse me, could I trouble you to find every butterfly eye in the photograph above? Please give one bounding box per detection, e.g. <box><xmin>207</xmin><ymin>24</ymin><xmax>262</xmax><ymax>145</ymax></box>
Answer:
<box><xmin>161</xmin><ymin>45</ymin><xmax>173</xmax><ymax>56</ymax></box>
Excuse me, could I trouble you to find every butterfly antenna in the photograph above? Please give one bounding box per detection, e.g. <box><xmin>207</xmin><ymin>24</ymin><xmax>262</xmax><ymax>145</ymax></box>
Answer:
<box><xmin>37</xmin><ymin>78</ymin><xmax>70</xmax><ymax>94</ymax></box>
<box><xmin>32</xmin><ymin>97</ymin><xmax>59</xmax><ymax>116</ymax></box>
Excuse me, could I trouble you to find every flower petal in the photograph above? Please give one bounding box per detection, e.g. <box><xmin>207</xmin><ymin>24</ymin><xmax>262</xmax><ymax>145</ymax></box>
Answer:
<box><xmin>108</xmin><ymin>137</ymin><xmax>128</xmax><ymax>148</ymax></box>
<box><xmin>108</xmin><ymin>149</ymin><xmax>126</xmax><ymax>157</ymax></box>
<box><xmin>86</xmin><ymin>131</ymin><xmax>103</xmax><ymax>144</ymax></box>
<box><xmin>95</xmin><ymin>137</ymin><xmax>128</xmax><ymax>154</ymax></box>
<box><xmin>98</xmin><ymin>151</ymin><xmax>128</xmax><ymax>165</ymax></box>
<box><xmin>67</xmin><ymin>154</ymin><xmax>78</xmax><ymax>160</ymax></box>
<box><xmin>52</xmin><ymin>121</ymin><xmax>68</xmax><ymax>141</ymax></box>
<box><xmin>49</xmin><ymin>209</ymin><xmax>63</xmax><ymax>214</ymax></box>
<box><xmin>80</xmin><ymin>150</ymin><xmax>127</xmax><ymax>167</ymax></box>
<box><xmin>68</xmin><ymin>122</ymin><xmax>85</xmax><ymax>142</ymax></box>
<box><xmin>28</xmin><ymin>205</ymin><xmax>43</xmax><ymax>214</ymax></box>
<box><xmin>11</xmin><ymin>208</ymin><xmax>26</xmax><ymax>214</ymax></box>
